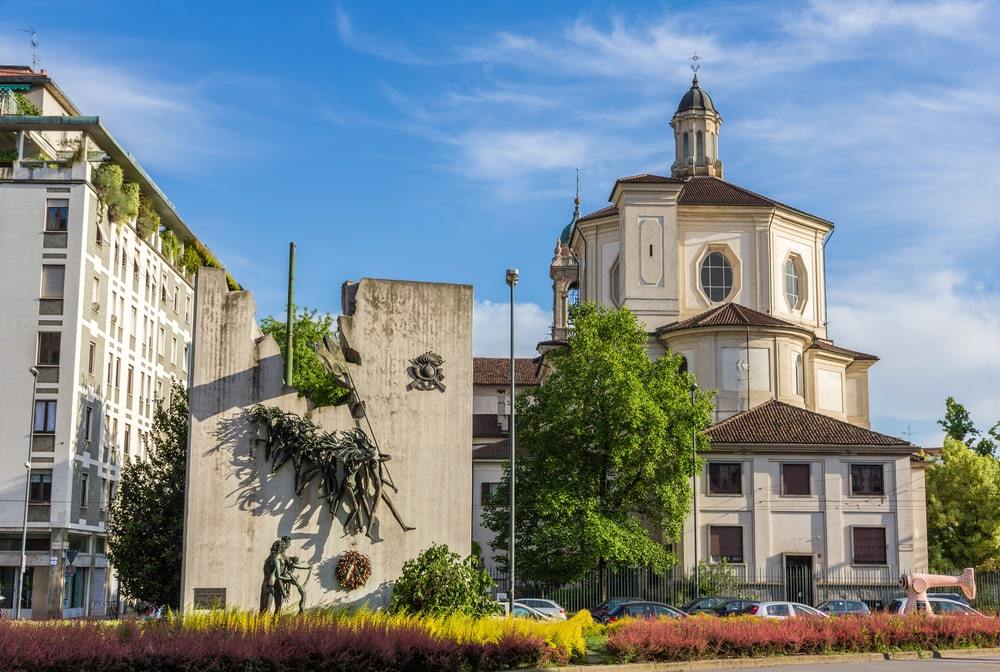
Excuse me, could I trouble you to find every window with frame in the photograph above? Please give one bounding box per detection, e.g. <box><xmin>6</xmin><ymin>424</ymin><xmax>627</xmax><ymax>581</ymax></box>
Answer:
<box><xmin>80</xmin><ymin>473</ymin><xmax>89</xmax><ymax>508</ymax></box>
<box><xmin>794</xmin><ymin>352</ymin><xmax>804</xmax><ymax>397</ymax></box>
<box><xmin>45</xmin><ymin>199</ymin><xmax>69</xmax><ymax>232</ymax></box>
<box><xmin>34</xmin><ymin>400</ymin><xmax>57</xmax><ymax>433</ymax></box>
<box><xmin>40</xmin><ymin>265</ymin><xmax>65</xmax><ymax>299</ymax></box>
<box><xmin>29</xmin><ymin>471</ymin><xmax>53</xmax><ymax>503</ymax></box>
<box><xmin>700</xmin><ymin>251</ymin><xmax>734</xmax><ymax>302</ymax></box>
<box><xmin>480</xmin><ymin>481</ymin><xmax>500</xmax><ymax>505</ymax></box>
<box><xmin>88</xmin><ymin>341</ymin><xmax>96</xmax><ymax>375</ymax></box>
<box><xmin>781</xmin><ymin>463</ymin><xmax>811</xmax><ymax>496</ymax></box>
<box><xmin>709</xmin><ymin>526</ymin><xmax>743</xmax><ymax>563</ymax></box>
<box><xmin>609</xmin><ymin>257</ymin><xmax>621</xmax><ymax>306</ymax></box>
<box><xmin>37</xmin><ymin>332</ymin><xmax>61</xmax><ymax>365</ymax></box>
<box><xmin>91</xmin><ymin>275</ymin><xmax>100</xmax><ymax>304</ymax></box>
<box><xmin>784</xmin><ymin>256</ymin><xmax>805</xmax><ymax>310</ymax></box>
<box><xmin>84</xmin><ymin>405</ymin><xmax>93</xmax><ymax>441</ymax></box>
<box><xmin>708</xmin><ymin>463</ymin><xmax>742</xmax><ymax>495</ymax></box>
<box><xmin>850</xmin><ymin>464</ymin><xmax>885</xmax><ymax>496</ymax></box>
<box><xmin>852</xmin><ymin>526</ymin><xmax>887</xmax><ymax>565</ymax></box>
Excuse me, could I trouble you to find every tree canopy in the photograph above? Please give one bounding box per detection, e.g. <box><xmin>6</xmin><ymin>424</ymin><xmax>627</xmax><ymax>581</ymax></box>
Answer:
<box><xmin>259</xmin><ymin>308</ymin><xmax>344</xmax><ymax>407</ymax></box>
<box><xmin>107</xmin><ymin>382</ymin><xmax>187</xmax><ymax>608</ymax></box>
<box><xmin>482</xmin><ymin>302</ymin><xmax>714</xmax><ymax>598</ymax></box>
<box><xmin>926</xmin><ymin>437</ymin><xmax>1000</xmax><ymax>571</ymax></box>
<box><xmin>938</xmin><ymin>396</ymin><xmax>999</xmax><ymax>457</ymax></box>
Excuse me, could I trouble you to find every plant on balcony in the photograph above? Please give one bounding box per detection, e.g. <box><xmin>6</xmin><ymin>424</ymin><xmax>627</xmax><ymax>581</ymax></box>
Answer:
<box><xmin>137</xmin><ymin>194</ymin><xmax>161</xmax><ymax>240</ymax></box>
<box><xmin>122</xmin><ymin>180</ymin><xmax>140</xmax><ymax>221</ymax></box>
<box><xmin>13</xmin><ymin>92</ymin><xmax>40</xmax><ymax>116</ymax></box>
<box><xmin>159</xmin><ymin>228</ymin><xmax>181</xmax><ymax>263</ymax></box>
<box><xmin>0</xmin><ymin>149</ymin><xmax>16</xmax><ymax>164</ymax></box>
<box><xmin>182</xmin><ymin>244</ymin><xmax>201</xmax><ymax>276</ymax></box>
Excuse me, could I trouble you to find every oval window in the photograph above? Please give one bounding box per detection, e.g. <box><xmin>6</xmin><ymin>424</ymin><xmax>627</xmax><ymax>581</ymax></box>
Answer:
<box><xmin>700</xmin><ymin>251</ymin><xmax>733</xmax><ymax>302</ymax></box>
<box><xmin>784</xmin><ymin>257</ymin><xmax>804</xmax><ymax>310</ymax></box>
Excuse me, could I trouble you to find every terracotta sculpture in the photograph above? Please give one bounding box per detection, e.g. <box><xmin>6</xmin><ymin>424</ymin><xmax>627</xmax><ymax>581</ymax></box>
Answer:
<box><xmin>899</xmin><ymin>568</ymin><xmax>975</xmax><ymax>615</ymax></box>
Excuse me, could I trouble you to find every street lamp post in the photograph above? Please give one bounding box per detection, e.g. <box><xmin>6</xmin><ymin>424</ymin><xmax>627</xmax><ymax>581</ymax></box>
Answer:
<box><xmin>16</xmin><ymin>366</ymin><xmax>39</xmax><ymax>620</ymax></box>
<box><xmin>505</xmin><ymin>267</ymin><xmax>519</xmax><ymax>616</ymax></box>
<box><xmin>690</xmin><ymin>383</ymin><xmax>699</xmax><ymax>600</ymax></box>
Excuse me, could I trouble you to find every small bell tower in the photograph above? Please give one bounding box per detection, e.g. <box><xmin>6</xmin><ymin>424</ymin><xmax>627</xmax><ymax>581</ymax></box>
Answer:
<box><xmin>670</xmin><ymin>54</ymin><xmax>724</xmax><ymax>179</ymax></box>
<box><xmin>550</xmin><ymin>171</ymin><xmax>580</xmax><ymax>341</ymax></box>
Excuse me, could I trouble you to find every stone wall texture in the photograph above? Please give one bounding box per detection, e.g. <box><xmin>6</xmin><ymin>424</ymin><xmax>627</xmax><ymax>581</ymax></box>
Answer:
<box><xmin>180</xmin><ymin>269</ymin><xmax>472</xmax><ymax>610</ymax></box>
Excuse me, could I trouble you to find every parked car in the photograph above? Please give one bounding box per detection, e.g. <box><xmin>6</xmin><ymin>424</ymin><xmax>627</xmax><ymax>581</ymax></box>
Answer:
<box><xmin>602</xmin><ymin>601</ymin><xmax>687</xmax><ymax>624</ymax></box>
<box><xmin>590</xmin><ymin>596</ymin><xmax>640</xmax><ymax>622</ymax></box>
<box><xmin>929</xmin><ymin>592</ymin><xmax>971</xmax><ymax>606</ymax></box>
<box><xmin>886</xmin><ymin>597</ymin><xmax>983</xmax><ymax>616</ymax></box>
<box><xmin>681</xmin><ymin>596</ymin><xmax>737</xmax><ymax>614</ymax></box>
<box><xmin>732</xmin><ymin>601</ymin><xmax>828</xmax><ymax>618</ymax></box>
<box><xmin>515</xmin><ymin>598</ymin><xmax>567</xmax><ymax>620</ymax></box>
<box><xmin>510</xmin><ymin>602</ymin><xmax>550</xmax><ymax>620</ymax></box>
<box><xmin>712</xmin><ymin>599</ymin><xmax>757</xmax><ymax>617</ymax></box>
<box><xmin>815</xmin><ymin>599</ymin><xmax>871</xmax><ymax>616</ymax></box>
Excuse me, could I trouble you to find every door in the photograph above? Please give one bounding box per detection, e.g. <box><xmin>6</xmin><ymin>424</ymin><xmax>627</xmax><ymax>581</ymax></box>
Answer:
<box><xmin>784</xmin><ymin>555</ymin><xmax>813</xmax><ymax>605</ymax></box>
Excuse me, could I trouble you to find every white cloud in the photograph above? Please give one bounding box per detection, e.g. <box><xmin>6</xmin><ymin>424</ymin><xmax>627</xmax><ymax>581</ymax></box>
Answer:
<box><xmin>829</xmin><ymin>266</ymin><xmax>1000</xmax><ymax>444</ymax></box>
<box><xmin>454</xmin><ymin>129</ymin><xmax>590</xmax><ymax>181</ymax></box>
<box><xmin>473</xmin><ymin>300</ymin><xmax>550</xmax><ymax>357</ymax></box>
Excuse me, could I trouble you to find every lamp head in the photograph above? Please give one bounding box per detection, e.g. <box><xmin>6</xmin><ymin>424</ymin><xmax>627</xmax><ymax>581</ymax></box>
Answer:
<box><xmin>505</xmin><ymin>268</ymin><xmax>519</xmax><ymax>287</ymax></box>
<box><xmin>28</xmin><ymin>367</ymin><xmax>38</xmax><ymax>377</ymax></box>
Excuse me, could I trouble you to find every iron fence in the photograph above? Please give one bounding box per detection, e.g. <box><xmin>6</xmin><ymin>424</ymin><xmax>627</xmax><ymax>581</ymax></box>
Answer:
<box><xmin>487</xmin><ymin>566</ymin><xmax>1000</xmax><ymax>614</ymax></box>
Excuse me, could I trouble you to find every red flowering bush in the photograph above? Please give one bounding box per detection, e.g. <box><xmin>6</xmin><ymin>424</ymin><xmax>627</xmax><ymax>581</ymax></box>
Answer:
<box><xmin>607</xmin><ymin>614</ymin><xmax>1000</xmax><ymax>663</ymax></box>
<box><xmin>0</xmin><ymin>618</ymin><xmax>548</xmax><ymax>672</ymax></box>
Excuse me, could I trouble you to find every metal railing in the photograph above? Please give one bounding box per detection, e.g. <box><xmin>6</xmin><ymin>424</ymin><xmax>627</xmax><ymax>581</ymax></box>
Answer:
<box><xmin>487</xmin><ymin>565</ymin><xmax>1000</xmax><ymax>614</ymax></box>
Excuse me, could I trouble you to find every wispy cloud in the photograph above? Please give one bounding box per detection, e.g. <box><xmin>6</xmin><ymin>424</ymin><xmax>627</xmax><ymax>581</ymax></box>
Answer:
<box><xmin>473</xmin><ymin>300</ymin><xmax>550</xmax><ymax>357</ymax></box>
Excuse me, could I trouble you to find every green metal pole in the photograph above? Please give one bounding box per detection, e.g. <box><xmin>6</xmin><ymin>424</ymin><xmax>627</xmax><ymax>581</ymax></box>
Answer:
<box><xmin>285</xmin><ymin>242</ymin><xmax>295</xmax><ymax>386</ymax></box>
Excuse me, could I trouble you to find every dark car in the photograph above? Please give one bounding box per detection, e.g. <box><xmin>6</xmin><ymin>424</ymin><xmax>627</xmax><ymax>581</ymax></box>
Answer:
<box><xmin>713</xmin><ymin>599</ymin><xmax>757</xmax><ymax>617</ymax></box>
<box><xmin>590</xmin><ymin>596</ymin><xmax>639</xmax><ymax>623</ymax></box>
<box><xmin>930</xmin><ymin>592</ymin><xmax>971</xmax><ymax>606</ymax></box>
<box><xmin>816</xmin><ymin>599</ymin><xmax>871</xmax><ymax>616</ymax></box>
<box><xmin>682</xmin><ymin>596</ymin><xmax>736</xmax><ymax>614</ymax></box>
<box><xmin>603</xmin><ymin>601</ymin><xmax>687</xmax><ymax>623</ymax></box>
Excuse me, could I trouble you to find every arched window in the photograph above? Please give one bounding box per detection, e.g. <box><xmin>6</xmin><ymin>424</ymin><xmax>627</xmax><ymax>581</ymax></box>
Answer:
<box><xmin>700</xmin><ymin>251</ymin><xmax>734</xmax><ymax>302</ymax></box>
<box><xmin>567</xmin><ymin>282</ymin><xmax>579</xmax><ymax>307</ymax></box>
<box><xmin>678</xmin><ymin>355</ymin><xmax>689</xmax><ymax>374</ymax></box>
<box><xmin>609</xmin><ymin>258</ymin><xmax>621</xmax><ymax>306</ymax></box>
<box><xmin>784</xmin><ymin>256</ymin><xmax>805</xmax><ymax>310</ymax></box>
<box><xmin>794</xmin><ymin>353</ymin><xmax>804</xmax><ymax>397</ymax></box>
<box><xmin>696</xmin><ymin>130</ymin><xmax>705</xmax><ymax>162</ymax></box>
<box><xmin>683</xmin><ymin>132</ymin><xmax>690</xmax><ymax>158</ymax></box>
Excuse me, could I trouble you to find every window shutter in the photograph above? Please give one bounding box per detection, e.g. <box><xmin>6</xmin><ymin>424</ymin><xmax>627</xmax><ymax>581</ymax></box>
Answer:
<box><xmin>782</xmin><ymin>464</ymin><xmax>811</xmax><ymax>496</ymax></box>
<box><xmin>853</xmin><ymin>527</ymin><xmax>886</xmax><ymax>564</ymax></box>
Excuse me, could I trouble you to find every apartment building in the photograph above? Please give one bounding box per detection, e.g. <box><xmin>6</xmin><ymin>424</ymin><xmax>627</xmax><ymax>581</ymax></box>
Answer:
<box><xmin>0</xmin><ymin>66</ymin><xmax>218</xmax><ymax>617</ymax></box>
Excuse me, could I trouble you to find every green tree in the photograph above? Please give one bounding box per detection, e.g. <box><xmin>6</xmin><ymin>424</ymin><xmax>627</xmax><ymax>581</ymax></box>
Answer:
<box><xmin>259</xmin><ymin>308</ymin><xmax>345</xmax><ymax>407</ymax></box>
<box><xmin>926</xmin><ymin>437</ymin><xmax>1000</xmax><ymax>570</ymax></box>
<box><xmin>107</xmin><ymin>381</ymin><xmax>188</xmax><ymax>608</ymax></box>
<box><xmin>938</xmin><ymin>396</ymin><xmax>997</xmax><ymax>457</ymax></box>
<box><xmin>389</xmin><ymin>544</ymin><xmax>500</xmax><ymax>617</ymax></box>
<box><xmin>482</xmin><ymin>302</ymin><xmax>713</xmax><ymax>601</ymax></box>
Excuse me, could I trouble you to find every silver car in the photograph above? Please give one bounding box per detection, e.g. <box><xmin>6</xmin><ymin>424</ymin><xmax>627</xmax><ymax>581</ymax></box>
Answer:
<box><xmin>515</xmin><ymin>598</ymin><xmax>567</xmax><ymax>620</ymax></box>
<box><xmin>741</xmin><ymin>601</ymin><xmax>828</xmax><ymax>618</ymax></box>
<box><xmin>887</xmin><ymin>597</ymin><xmax>983</xmax><ymax>616</ymax></box>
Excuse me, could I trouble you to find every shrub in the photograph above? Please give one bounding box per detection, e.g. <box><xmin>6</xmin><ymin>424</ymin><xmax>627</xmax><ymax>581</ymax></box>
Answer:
<box><xmin>606</xmin><ymin>613</ymin><xmax>1000</xmax><ymax>663</ymax></box>
<box><xmin>390</xmin><ymin>544</ymin><xmax>502</xmax><ymax>618</ymax></box>
<box><xmin>0</xmin><ymin>617</ymin><xmax>548</xmax><ymax>672</ymax></box>
<box><xmin>137</xmin><ymin>194</ymin><xmax>161</xmax><ymax>239</ymax></box>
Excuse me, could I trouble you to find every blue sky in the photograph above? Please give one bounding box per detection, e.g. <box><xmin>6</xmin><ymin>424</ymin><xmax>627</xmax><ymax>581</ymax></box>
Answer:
<box><xmin>2</xmin><ymin>0</ymin><xmax>998</xmax><ymax>445</ymax></box>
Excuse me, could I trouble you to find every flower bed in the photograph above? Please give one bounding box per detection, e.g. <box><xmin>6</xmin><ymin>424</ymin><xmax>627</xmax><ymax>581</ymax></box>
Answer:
<box><xmin>606</xmin><ymin>613</ymin><xmax>1000</xmax><ymax>663</ymax></box>
<box><xmin>0</xmin><ymin>617</ymin><xmax>548</xmax><ymax>672</ymax></box>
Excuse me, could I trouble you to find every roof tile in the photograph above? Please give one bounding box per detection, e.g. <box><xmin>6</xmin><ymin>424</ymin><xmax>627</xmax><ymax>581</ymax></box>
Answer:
<box><xmin>658</xmin><ymin>303</ymin><xmax>797</xmax><ymax>334</ymax></box>
<box><xmin>473</xmin><ymin>357</ymin><xmax>541</xmax><ymax>386</ymax></box>
<box><xmin>706</xmin><ymin>399</ymin><xmax>909</xmax><ymax>446</ymax></box>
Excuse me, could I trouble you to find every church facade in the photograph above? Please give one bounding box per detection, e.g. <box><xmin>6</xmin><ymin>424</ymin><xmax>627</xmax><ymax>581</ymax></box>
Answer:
<box><xmin>543</xmin><ymin>75</ymin><xmax>929</xmax><ymax>586</ymax></box>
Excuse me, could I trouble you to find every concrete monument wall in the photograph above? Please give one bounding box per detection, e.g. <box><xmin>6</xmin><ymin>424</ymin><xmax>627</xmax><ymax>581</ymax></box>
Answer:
<box><xmin>180</xmin><ymin>269</ymin><xmax>472</xmax><ymax>610</ymax></box>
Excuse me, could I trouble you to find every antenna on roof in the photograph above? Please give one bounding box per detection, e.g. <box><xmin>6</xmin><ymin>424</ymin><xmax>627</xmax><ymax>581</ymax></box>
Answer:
<box><xmin>689</xmin><ymin>52</ymin><xmax>701</xmax><ymax>84</ymax></box>
<box><xmin>19</xmin><ymin>27</ymin><xmax>39</xmax><ymax>71</ymax></box>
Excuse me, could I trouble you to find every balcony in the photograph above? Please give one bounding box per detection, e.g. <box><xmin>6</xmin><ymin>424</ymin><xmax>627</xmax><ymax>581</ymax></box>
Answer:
<box><xmin>36</xmin><ymin>364</ymin><xmax>59</xmax><ymax>384</ymax></box>
<box><xmin>11</xmin><ymin>159</ymin><xmax>89</xmax><ymax>182</ymax></box>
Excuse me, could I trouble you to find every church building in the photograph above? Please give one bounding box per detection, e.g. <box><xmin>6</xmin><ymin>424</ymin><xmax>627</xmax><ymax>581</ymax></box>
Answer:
<box><xmin>542</xmin><ymin>73</ymin><xmax>929</xmax><ymax>589</ymax></box>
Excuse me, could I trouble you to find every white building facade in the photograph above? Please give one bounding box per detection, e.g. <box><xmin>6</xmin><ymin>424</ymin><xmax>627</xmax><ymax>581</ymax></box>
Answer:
<box><xmin>541</xmin><ymin>74</ymin><xmax>929</xmax><ymax>588</ymax></box>
<box><xmin>0</xmin><ymin>67</ymin><xmax>222</xmax><ymax>617</ymax></box>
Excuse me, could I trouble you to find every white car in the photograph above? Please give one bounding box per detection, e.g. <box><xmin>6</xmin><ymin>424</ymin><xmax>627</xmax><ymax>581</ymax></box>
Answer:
<box><xmin>887</xmin><ymin>597</ymin><xmax>983</xmax><ymax>616</ymax></box>
<box><xmin>741</xmin><ymin>601</ymin><xmax>828</xmax><ymax>618</ymax></box>
<box><xmin>510</xmin><ymin>602</ymin><xmax>550</xmax><ymax>620</ymax></box>
<box><xmin>515</xmin><ymin>598</ymin><xmax>567</xmax><ymax>620</ymax></box>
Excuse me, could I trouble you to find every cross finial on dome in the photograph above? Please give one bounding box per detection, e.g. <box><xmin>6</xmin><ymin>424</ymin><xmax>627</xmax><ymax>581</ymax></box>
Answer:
<box><xmin>574</xmin><ymin>167</ymin><xmax>580</xmax><ymax>209</ymax></box>
<box><xmin>689</xmin><ymin>52</ymin><xmax>701</xmax><ymax>85</ymax></box>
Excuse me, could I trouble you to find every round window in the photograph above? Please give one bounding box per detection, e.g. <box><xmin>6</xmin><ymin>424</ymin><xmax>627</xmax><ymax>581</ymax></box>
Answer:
<box><xmin>784</xmin><ymin>257</ymin><xmax>804</xmax><ymax>310</ymax></box>
<box><xmin>700</xmin><ymin>251</ymin><xmax>733</xmax><ymax>302</ymax></box>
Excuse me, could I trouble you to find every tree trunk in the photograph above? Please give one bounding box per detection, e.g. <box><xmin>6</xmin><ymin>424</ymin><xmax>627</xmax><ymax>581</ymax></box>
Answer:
<box><xmin>598</xmin><ymin>557</ymin><xmax>608</xmax><ymax>603</ymax></box>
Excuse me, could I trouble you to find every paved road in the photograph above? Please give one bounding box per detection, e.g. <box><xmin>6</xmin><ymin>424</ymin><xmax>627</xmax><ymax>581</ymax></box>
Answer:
<box><xmin>722</xmin><ymin>657</ymin><xmax>1000</xmax><ymax>671</ymax></box>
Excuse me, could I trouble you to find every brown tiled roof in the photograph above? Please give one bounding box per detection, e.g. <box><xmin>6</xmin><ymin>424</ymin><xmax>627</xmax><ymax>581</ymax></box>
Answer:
<box><xmin>657</xmin><ymin>303</ymin><xmax>799</xmax><ymax>334</ymax></box>
<box><xmin>473</xmin><ymin>413</ymin><xmax>506</xmax><ymax>437</ymax></box>
<box><xmin>810</xmin><ymin>339</ymin><xmax>878</xmax><ymax>362</ymax></box>
<box><xmin>473</xmin><ymin>357</ymin><xmax>541</xmax><ymax>386</ymax></box>
<box><xmin>607</xmin><ymin>174</ymin><xmax>685</xmax><ymax>200</ymax></box>
<box><xmin>706</xmin><ymin>399</ymin><xmax>910</xmax><ymax>446</ymax></box>
<box><xmin>577</xmin><ymin>205</ymin><xmax>619</xmax><ymax>223</ymax></box>
<box><xmin>473</xmin><ymin>439</ymin><xmax>511</xmax><ymax>460</ymax></box>
<box><xmin>678</xmin><ymin>177</ymin><xmax>773</xmax><ymax>207</ymax></box>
